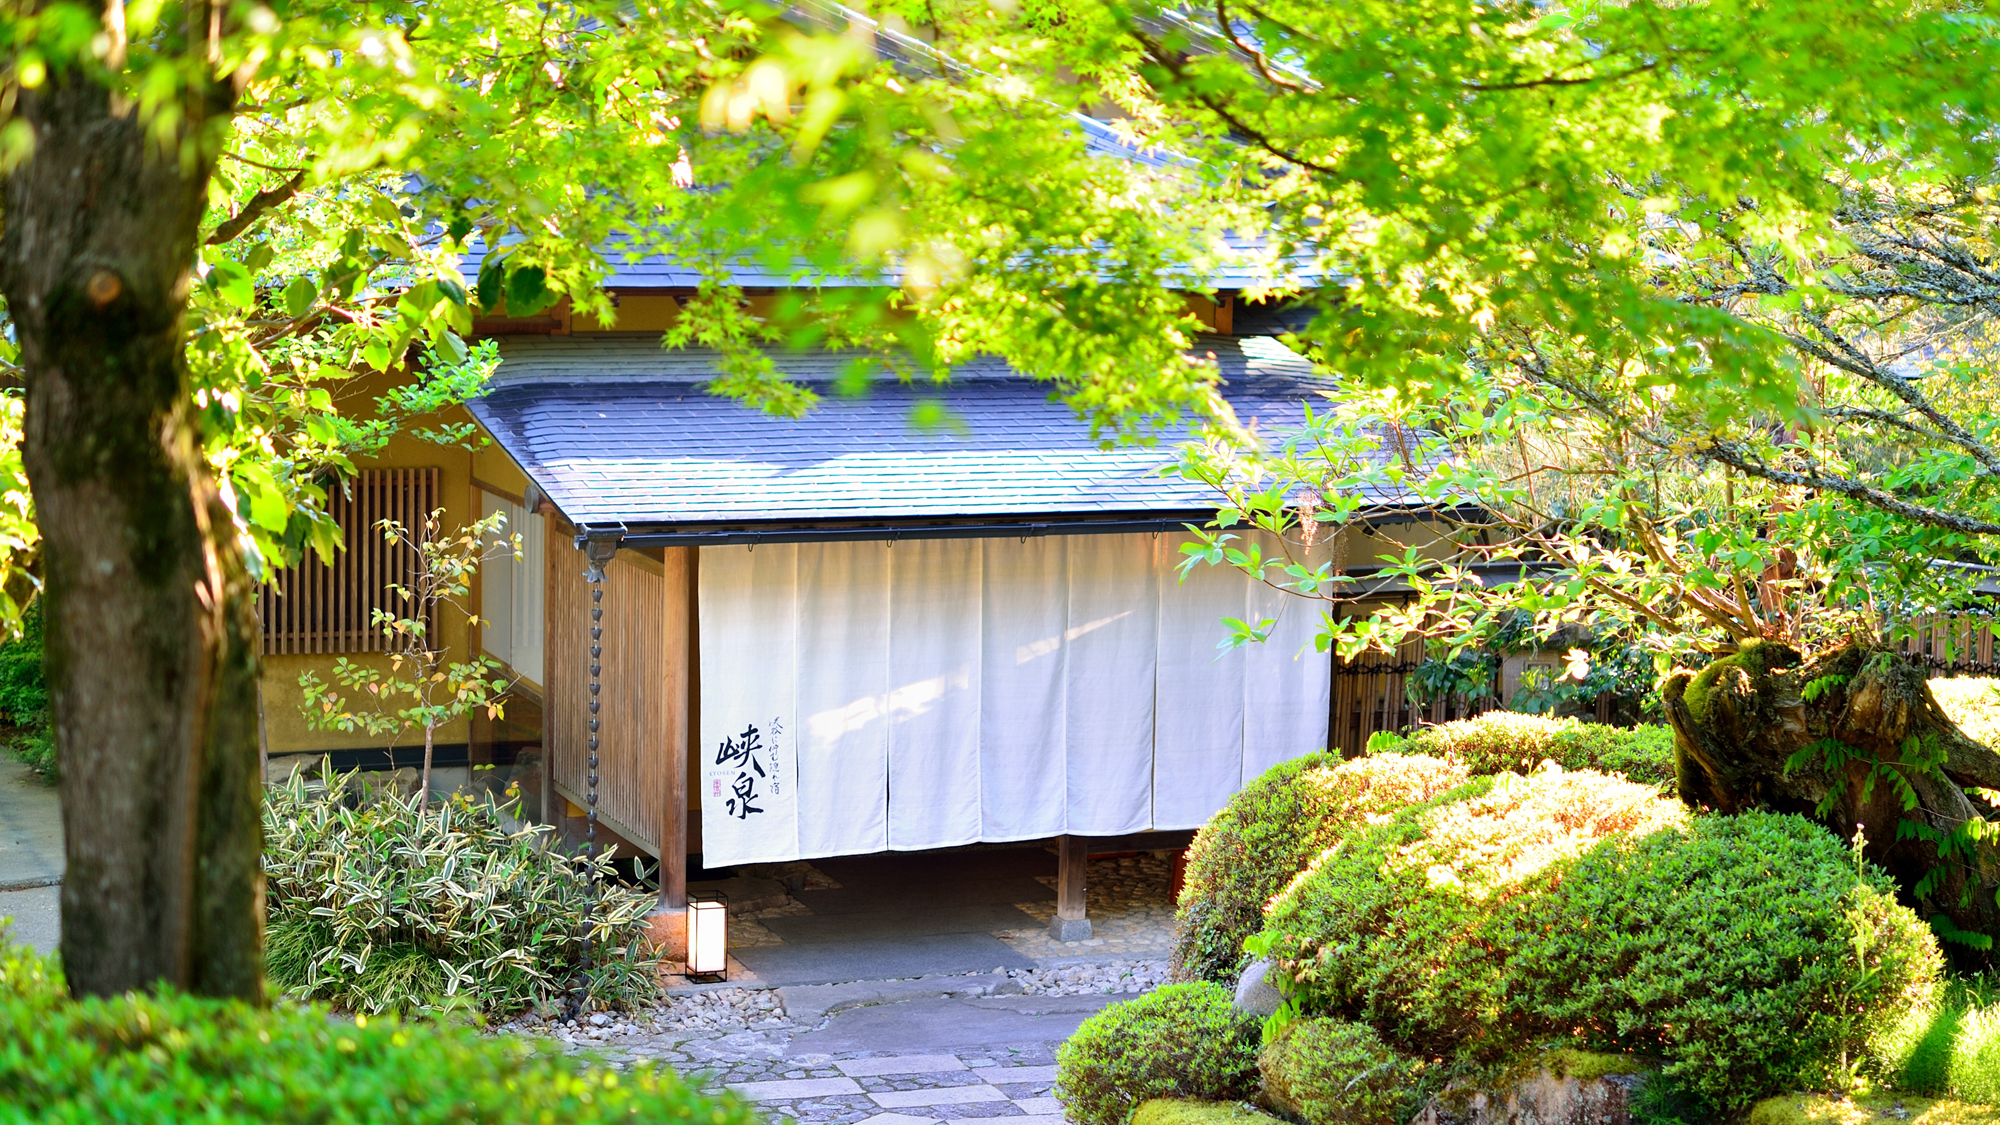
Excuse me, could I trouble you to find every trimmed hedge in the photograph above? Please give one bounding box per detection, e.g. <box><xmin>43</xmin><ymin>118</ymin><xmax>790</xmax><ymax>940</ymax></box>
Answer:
<box><xmin>1502</xmin><ymin>811</ymin><xmax>1940</xmax><ymax>1111</ymax></box>
<box><xmin>0</xmin><ymin>935</ymin><xmax>760</xmax><ymax>1124</ymax></box>
<box><xmin>1258</xmin><ymin>1018</ymin><xmax>1418</xmax><ymax>1125</ymax></box>
<box><xmin>1056</xmin><ymin>983</ymin><xmax>1260</xmax><ymax>1125</ymax></box>
<box><xmin>1171</xmin><ymin>752</ymin><xmax>1470</xmax><ymax>984</ymax></box>
<box><xmin>1255</xmin><ymin>769</ymin><xmax>1942</xmax><ymax>1114</ymax></box>
<box><xmin>1389</xmin><ymin>712</ymin><xmax>1676</xmax><ymax>791</ymax></box>
<box><xmin>1256</xmin><ymin>767</ymin><xmax>1684</xmax><ymax>1059</ymax></box>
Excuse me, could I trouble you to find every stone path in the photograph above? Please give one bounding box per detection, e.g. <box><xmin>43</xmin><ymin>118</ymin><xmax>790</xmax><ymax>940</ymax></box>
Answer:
<box><xmin>720</xmin><ymin>1050</ymin><xmax>1067</xmax><ymax>1125</ymax></box>
<box><xmin>499</xmin><ymin>957</ymin><xmax>1180</xmax><ymax>1124</ymax></box>
<box><xmin>0</xmin><ymin>756</ymin><xmax>63</xmax><ymax>955</ymax></box>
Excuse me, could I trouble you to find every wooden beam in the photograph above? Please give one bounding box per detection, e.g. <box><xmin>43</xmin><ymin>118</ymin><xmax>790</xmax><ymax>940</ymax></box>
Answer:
<box><xmin>1050</xmin><ymin>835</ymin><xmax>1091</xmax><ymax>942</ymax></box>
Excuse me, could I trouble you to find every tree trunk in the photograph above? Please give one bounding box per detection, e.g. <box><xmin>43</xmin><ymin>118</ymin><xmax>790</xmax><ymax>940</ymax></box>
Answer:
<box><xmin>0</xmin><ymin>75</ymin><xmax>263</xmax><ymax>998</ymax></box>
<box><xmin>422</xmin><ymin>726</ymin><xmax>435</xmax><ymax>807</ymax></box>
<box><xmin>1664</xmin><ymin>639</ymin><xmax>2000</xmax><ymax>968</ymax></box>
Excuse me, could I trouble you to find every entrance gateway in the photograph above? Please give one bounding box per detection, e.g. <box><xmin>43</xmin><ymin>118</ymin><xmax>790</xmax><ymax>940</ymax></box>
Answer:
<box><xmin>467</xmin><ymin>333</ymin><xmax>1424</xmax><ymax>935</ymax></box>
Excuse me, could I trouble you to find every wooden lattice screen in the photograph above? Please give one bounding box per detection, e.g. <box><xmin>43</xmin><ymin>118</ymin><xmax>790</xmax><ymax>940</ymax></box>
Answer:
<box><xmin>259</xmin><ymin>467</ymin><xmax>438</xmax><ymax>655</ymax></box>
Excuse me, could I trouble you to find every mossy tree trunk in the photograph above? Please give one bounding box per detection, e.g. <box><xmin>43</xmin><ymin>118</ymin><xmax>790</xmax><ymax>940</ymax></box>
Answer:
<box><xmin>1664</xmin><ymin>640</ymin><xmax>2000</xmax><ymax>966</ymax></box>
<box><xmin>0</xmin><ymin>73</ymin><xmax>264</xmax><ymax>998</ymax></box>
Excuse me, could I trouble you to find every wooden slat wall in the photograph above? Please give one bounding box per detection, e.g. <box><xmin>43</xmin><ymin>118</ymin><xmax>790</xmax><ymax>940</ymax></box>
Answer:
<box><xmin>1896</xmin><ymin>614</ymin><xmax>2000</xmax><ymax>674</ymax></box>
<box><xmin>546</xmin><ymin>527</ymin><xmax>589</xmax><ymax>828</ymax></box>
<box><xmin>546</xmin><ymin>532</ymin><xmax>688</xmax><ymax>860</ymax></box>
<box><xmin>260</xmin><ymin>468</ymin><xmax>437</xmax><ymax>655</ymax></box>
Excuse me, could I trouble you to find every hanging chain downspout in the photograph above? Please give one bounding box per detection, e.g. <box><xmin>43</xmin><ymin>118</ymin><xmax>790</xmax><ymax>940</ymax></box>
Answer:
<box><xmin>578</xmin><ymin>529</ymin><xmax>623</xmax><ymax>1009</ymax></box>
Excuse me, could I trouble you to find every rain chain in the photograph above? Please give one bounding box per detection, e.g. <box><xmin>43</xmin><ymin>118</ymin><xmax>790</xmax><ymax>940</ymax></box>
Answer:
<box><xmin>577</xmin><ymin>535</ymin><xmax>617</xmax><ymax>1005</ymax></box>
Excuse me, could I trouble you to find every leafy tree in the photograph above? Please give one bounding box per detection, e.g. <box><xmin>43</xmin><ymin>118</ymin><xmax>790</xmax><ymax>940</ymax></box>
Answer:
<box><xmin>297</xmin><ymin>510</ymin><xmax>517</xmax><ymax>806</ymax></box>
<box><xmin>8</xmin><ymin>0</ymin><xmax>2000</xmax><ymax>999</ymax></box>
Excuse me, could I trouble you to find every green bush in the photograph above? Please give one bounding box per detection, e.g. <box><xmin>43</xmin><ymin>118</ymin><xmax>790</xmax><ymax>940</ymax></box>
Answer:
<box><xmin>1256</xmin><ymin>767</ymin><xmax>1685</xmax><ymax>1059</ymax></box>
<box><xmin>1874</xmin><ymin>978</ymin><xmax>2000</xmax><ymax>1104</ymax></box>
<box><xmin>1258</xmin><ymin>1018</ymin><xmax>1419</xmax><ymax>1125</ymax></box>
<box><xmin>1504</xmin><ymin>811</ymin><xmax>1940</xmax><ymax>1112</ymax></box>
<box><xmin>263</xmin><ymin>765</ymin><xmax>661</xmax><ymax>1015</ymax></box>
<box><xmin>1256</xmin><ymin>770</ymin><xmax>1943</xmax><ymax>1116</ymax></box>
<box><xmin>1056</xmin><ymin>982</ymin><xmax>1261</xmax><ymax>1125</ymax></box>
<box><xmin>0</xmin><ymin>933</ymin><xmax>757</xmax><ymax>1125</ymax></box>
<box><xmin>1172</xmin><ymin>752</ymin><xmax>1471</xmax><ymax>984</ymax></box>
<box><xmin>0</xmin><ymin>599</ymin><xmax>51</xmax><ymax>782</ymax></box>
<box><xmin>1385</xmin><ymin>712</ymin><xmax>1677</xmax><ymax>792</ymax></box>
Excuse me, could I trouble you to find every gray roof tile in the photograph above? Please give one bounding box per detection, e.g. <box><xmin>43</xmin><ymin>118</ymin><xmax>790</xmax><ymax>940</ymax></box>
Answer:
<box><xmin>468</xmin><ymin>335</ymin><xmax>1365</xmax><ymax>527</ymax></box>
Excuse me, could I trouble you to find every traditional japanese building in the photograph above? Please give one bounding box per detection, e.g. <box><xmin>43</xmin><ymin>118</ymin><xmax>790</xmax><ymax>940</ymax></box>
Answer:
<box><xmin>452</xmin><ymin>313</ymin><xmax>1461</xmax><ymax>939</ymax></box>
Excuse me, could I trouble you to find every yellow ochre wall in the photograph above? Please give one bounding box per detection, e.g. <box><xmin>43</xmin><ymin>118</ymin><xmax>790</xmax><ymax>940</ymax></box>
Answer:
<box><xmin>260</xmin><ymin>365</ymin><xmax>531</xmax><ymax>755</ymax></box>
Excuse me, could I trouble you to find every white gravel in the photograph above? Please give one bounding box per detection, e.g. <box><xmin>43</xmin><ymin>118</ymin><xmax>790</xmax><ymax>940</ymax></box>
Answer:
<box><xmin>1006</xmin><ymin>959</ymin><xmax>1169</xmax><ymax>996</ymax></box>
<box><xmin>496</xmin><ymin>987</ymin><xmax>789</xmax><ymax>1043</ymax></box>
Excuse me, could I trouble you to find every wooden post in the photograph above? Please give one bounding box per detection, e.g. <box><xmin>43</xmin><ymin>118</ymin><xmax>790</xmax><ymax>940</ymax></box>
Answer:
<box><xmin>660</xmin><ymin>547</ymin><xmax>692</xmax><ymax>914</ymax></box>
<box><xmin>1050</xmin><ymin>834</ymin><xmax>1091</xmax><ymax>942</ymax></box>
<box><xmin>647</xmin><ymin>547</ymin><xmax>694</xmax><ymax>957</ymax></box>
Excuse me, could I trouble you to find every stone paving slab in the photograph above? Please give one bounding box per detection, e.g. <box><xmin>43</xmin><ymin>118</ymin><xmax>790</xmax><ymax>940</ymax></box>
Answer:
<box><xmin>837</xmin><ymin>1055</ymin><xmax>969</xmax><ymax>1077</ymax></box>
<box><xmin>985</xmin><ymin>1065</ymin><xmax>1059</xmax><ymax>1085</ymax></box>
<box><xmin>871</xmin><ymin>1086</ymin><xmax>1009</xmax><ymax>1108</ymax></box>
<box><xmin>701</xmin><ymin>1040</ymin><xmax>1075</xmax><ymax>1125</ymax></box>
<box><xmin>731</xmin><ymin>1077</ymin><xmax>865</xmax><ymax>1101</ymax></box>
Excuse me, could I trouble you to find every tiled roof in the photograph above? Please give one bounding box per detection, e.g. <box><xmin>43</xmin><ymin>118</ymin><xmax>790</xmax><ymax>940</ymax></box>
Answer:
<box><xmin>460</xmin><ymin>226</ymin><xmax>1322</xmax><ymax>293</ymax></box>
<box><xmin>467</xmin><ymin>334</ymin><xmax>1371</xmax><ymax>529</ymax></box>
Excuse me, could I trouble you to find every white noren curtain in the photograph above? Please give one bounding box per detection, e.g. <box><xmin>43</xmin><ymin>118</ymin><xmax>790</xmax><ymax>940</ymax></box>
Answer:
<box><xmin>696</xmin><ymin>533</ymin><xmax>1329</xmax><ymax>865</ymax></box>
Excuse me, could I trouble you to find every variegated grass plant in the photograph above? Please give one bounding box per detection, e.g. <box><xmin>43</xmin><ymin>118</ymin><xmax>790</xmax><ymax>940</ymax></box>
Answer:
<box><xmin>263</xmin><ymin>764</ymin><xmax>661</xmax><ymax>1015</ymax></box>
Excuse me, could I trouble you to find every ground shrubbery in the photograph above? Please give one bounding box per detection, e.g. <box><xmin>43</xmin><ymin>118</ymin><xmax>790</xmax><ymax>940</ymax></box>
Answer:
<box><xmin>263</xmin><ymin>766</ymin><xmax>660</xmax><ymax>1015</ymax></box>
<box><xmin>1257</xmin><ymin>1018</ymin><xmax>1417</xmax><ymax>1125</ymax></box>
<box><xmin>0</xmin><ymin>933</ymin><xmax>753</xmax><ymax>1124</ymax></box>
<box><xmin>1381</xmin><ymin>712</ymin><xmax>1677</xmax><ymax>791</ymax></box>
<box><xmin>1129</xmin><ymin>752</ymin><xmax>1951</xmax><ymax>1125</ymax></box>
<box><xmin>1501</xmin><ymin>811</ymin><xmax>1940</xmax><ymax>1109</ymax></box>
<box><xmin>0</xmin><ymin>599</ymin><xmax>52</xmax><ymax>782</ymax></box>
<box><xmin>1055</xmin><ymin>982</ymin><xmax>1260</xmax><ymax>1125</ymax></box>
<box><xmin>1255</xmin><ymin>768</ymin><xmax>1689</xmax><ymax>1060</ymax></box>
<box><xmin>1170</xmin><ymin>752</ymin><xmax>1470</xmax><ymax>984</ymax></box>
<box><xmin>1875</xmin><ymin>978</ymin><xmax>2000</xmax><ymax>1105</ymax></box>
<box><xmin>1254</xmin><ymin>770</ymin><xmax>1940</xmax><ymax>1114</ymax></box>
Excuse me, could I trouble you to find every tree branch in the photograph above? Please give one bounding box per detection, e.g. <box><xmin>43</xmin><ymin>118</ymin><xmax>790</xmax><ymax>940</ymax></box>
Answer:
<box><xmin>207</xmin><ymin>170</ymin><xmax>306</xmax><ymax>246</ymax></box>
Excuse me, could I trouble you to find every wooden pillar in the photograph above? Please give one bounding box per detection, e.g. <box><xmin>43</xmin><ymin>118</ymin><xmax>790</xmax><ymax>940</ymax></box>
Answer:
<box><xmin>658</xmin><ymin>546</ymin><xmax>692</xmax><ymax>914</ymax></box>
<box><xmin>1050</xmin><ymin>834</ymin><xmax>1092</xmax><ymax>942</ymax></box>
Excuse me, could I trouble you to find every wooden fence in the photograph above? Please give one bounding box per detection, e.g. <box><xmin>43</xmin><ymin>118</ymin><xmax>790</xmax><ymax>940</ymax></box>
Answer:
<box><xmin>1895</xmin><ymin>614</ymin><xmax>2000</xmax><ymax>675</ymax></box>
<box><xmin>1329</xmin><ymin>613</ymin><xmax>2000</xmax><ymax>757</ymax></box>
<box><xmin>1327</xmin><ymin>635</ymin><xmax>1500</xmax><ymax>756</ymax></box>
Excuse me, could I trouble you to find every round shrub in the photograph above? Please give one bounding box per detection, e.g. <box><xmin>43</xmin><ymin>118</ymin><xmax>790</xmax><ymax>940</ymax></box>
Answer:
<box><xmin>1172</xmin><ymin>752</ymin><xmax>1471</xmax><ymax>984</ymax></box>
<box><xmin>0</xmin><ymin>937</ymin><xmax>756</xmax><ymax>1125</ymax></box>
<box><xmin>1502</xmin><ymin>811</ymin><xmax>1941</xmax><ymax>1113</ymax></box>
<box><xmin>1400</xmin><ymin>712</ymin><xmax>1676</xmax><ymax>791</ymax></box>
<box><xmin>263</xmin><ymin>765</ymin><xmax>661</xmax><ymax>1015</ymax></box>
<box><xmin>1056</xmin><ymin>982</ymin><xmax>1260</xmax><ymax>1125</ymax></box>
<box><xmin>1258</xmin><ymin>1018</ymin><xmax>1419</xmax><ymax>1125</ymax></box>
<box><xmin>1257</xmin><ymin>766</ymin><xmax>1685</xmax><ymax>1059</ymax></box>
